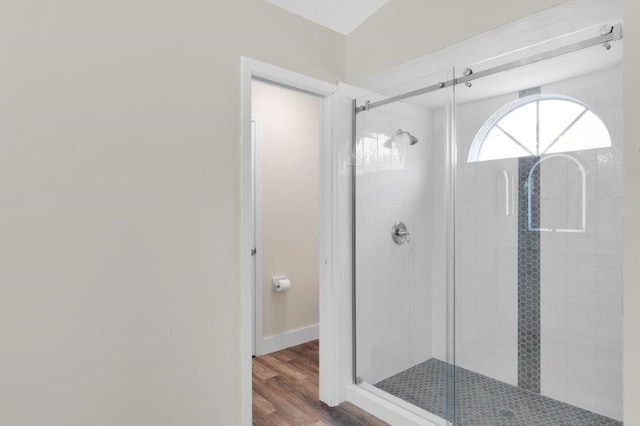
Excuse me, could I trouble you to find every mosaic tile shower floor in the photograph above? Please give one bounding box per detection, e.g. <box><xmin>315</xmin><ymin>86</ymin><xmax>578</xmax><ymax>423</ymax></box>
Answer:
<box><xmin>374</xmin><ymin>358</ymin><xmax>621</xmax><ymax>426</ymax></box>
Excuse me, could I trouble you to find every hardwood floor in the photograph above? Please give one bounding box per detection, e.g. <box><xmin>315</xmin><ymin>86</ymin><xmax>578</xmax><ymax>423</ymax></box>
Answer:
<box><xmin>252</xmin><ymin>340</ymin><xmax>388</xmax><ymax>425</ymax></box>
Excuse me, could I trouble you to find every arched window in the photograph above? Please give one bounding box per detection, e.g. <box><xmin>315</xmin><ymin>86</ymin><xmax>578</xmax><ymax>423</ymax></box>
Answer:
<box><xmin>468</xmin><ymin>94</ymin><xmax>611</xmax><ymax>162</ymax></box>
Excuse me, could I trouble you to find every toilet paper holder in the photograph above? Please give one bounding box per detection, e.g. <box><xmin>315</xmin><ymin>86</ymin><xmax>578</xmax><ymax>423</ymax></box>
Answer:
<box><xmin>272</xmin><ymin>276</ymin><xmax>291</xmax><ymax>292</ymax></box>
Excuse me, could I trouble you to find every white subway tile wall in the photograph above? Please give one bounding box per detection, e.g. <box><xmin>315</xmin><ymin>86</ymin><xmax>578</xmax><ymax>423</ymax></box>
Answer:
<box><xmin>355</xmin><ymin>100</ymin><xmax>435</xmax><ymax>384</ymax></box>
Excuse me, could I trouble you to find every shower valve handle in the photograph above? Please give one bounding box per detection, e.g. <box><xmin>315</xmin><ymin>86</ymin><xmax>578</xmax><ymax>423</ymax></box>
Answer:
<box><xmin>395</xmin><ymin>228</ymin><xmax>410</xmax><ymax>238</ymax></box>
<box><xmin>392</xmin><ymin>222</ymin><xmax>410</xmax><ymax>244</ymax></box>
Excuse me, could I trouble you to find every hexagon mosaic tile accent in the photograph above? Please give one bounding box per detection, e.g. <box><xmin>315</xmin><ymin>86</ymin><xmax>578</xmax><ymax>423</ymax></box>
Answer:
<box><xmin>375</xmin><ymin>358</ymin><xmax>622</xmax><ymax>426</ymax></box>
<box><xmin>518</xmin><ymin>156</ymin><xmax>542</xmax><ymax>393</ymax></box>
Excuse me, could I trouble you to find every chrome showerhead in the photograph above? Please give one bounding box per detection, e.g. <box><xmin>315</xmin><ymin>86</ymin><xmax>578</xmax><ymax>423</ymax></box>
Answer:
<box><xmin>397</xmin><ymin>129</ymin><xmax>419</xmax><ymax>145</ymax></box>
<box><xmin>384</xmin><ymin>129</ymin><xmax>419</xmax><ymax>149</ymax></box>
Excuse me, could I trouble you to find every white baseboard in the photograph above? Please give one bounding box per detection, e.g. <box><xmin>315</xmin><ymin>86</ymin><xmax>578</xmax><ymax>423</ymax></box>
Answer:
<box><xmin>256</xmin><ymin>324</ymin><xmax>319</xmax><ymax>356</ymax></box>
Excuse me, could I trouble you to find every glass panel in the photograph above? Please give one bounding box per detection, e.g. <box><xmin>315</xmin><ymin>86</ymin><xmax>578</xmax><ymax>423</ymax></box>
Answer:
<box><xmin>354</xmin><ymin>68</ymin><xmax>455</xmax><ymax>424</ymax></box>
<box><xmin>454</xmin><ymin>33</ymin><xmax>623</xmax><ymax>425</ymax></box>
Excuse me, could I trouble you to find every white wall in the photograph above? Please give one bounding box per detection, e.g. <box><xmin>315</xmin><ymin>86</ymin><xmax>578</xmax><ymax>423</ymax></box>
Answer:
<box><xmin>444</xmin><ymin>92</ymin><xmax>520</xmax><ymax>386</ymax></box>
<box><xmin>429</xmin><ymin>105</ymin><xmax>451</xmax><ymax>366</ymax></box>
<box><xmin>346</xmin><ymin>0</ymin><xmax>568</xmax><ymax>82</ymax></box>
<box><xmin>251</xmin><ymin>80</ymin><xmax>321</xmax><ymax>339</ymax></box>
<box><xmin>354</xmin><ymin>100</ymin><xmax>433</xmax><ymax>384</ymax></box>
<box><xmin>0</xmin><ymin>2</ymin><xmax>344</xmax><ymax>425</ymax></box>
<box><xmin>623</xmin><ymin>0</ymin><xmax>640</xmax><ymax>423</ymax></box>
<box><xmin>539</xmin><ymin>67</ymin><xmax>623</xmax><ymax>420</ymax></box>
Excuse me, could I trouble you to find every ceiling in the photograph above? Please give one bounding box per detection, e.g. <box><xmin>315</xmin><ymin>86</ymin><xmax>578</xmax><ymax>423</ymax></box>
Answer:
<box><xmin>261</xmin><ymin>0</ymin><xmax>391</xmax><ymax>35</ymax></box>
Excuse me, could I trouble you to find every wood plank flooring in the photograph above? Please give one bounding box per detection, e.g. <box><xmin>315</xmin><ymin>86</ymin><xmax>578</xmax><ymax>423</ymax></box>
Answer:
<box><xmin>252</xmin><ymin>340</ymin><xmax>388</xmax><ymax>425</ymax></box>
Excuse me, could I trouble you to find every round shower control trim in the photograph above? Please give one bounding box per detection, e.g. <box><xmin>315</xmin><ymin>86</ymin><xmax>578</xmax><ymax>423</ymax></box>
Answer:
<box><xmin>391</xmin><ymin>221</ymin><xmax>410</xmax><ymax>245</ymax></box>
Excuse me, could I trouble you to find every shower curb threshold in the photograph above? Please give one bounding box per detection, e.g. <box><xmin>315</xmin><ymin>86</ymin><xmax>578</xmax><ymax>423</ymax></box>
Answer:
<box><xmin>346</xmin><ymin>383</ymin><xmax>447</xmax><ymax>426</ymax></box>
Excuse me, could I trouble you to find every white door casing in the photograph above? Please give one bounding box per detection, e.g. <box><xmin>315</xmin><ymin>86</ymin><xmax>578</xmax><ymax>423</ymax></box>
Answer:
<box><xmin>240</xmin><ymin>57</ymin><xmax>340</xmax><ymax>425</ymax></box>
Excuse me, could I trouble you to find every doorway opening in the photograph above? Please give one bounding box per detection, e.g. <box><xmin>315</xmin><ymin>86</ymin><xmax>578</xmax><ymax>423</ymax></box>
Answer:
<box><xmin>240</xmin><ymin>57</ymin><xmax>340</xmax><ymax>425</ymax></box>
<box><xmin>250</xmin><ymin>79</ymin><xmax>322</xmax><ymax>357</ymax></box>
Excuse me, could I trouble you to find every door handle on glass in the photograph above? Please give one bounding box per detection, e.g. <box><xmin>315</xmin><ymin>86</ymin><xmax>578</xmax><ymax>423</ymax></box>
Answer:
<box><xmin>502</xmin><ymin>170</ymin><xmax>512</xmax><ymax>216</ymax></box>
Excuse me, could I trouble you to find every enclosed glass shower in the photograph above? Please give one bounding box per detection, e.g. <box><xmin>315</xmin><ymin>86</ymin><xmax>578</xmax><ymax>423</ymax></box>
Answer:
<box><xmin>353</xmin><ymin>24</ymin><xmax>623</xmax><ymax>426</ymax></box>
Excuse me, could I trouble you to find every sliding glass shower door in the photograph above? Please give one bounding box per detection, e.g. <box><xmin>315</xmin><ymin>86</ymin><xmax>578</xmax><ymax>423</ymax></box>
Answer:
<box><xmin>352</xmin><ymin>22</ymin><xmax>623</xmax><ymax>426</ymax></box>
<box><xmin>353</xmin><ymin>69</ymin><xmax>455</xmax><ymax>423</ymax></box>
<box><xmin>453</xmin><ymin>26</ymin><xmax>623</xmax><ymax>425</ymax></box>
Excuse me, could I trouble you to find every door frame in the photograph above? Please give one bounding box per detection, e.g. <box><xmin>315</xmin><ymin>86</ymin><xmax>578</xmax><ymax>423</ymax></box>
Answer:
<box><xmin>250</xmin><ymin>113</ymin><xmax>263</xmax><ymax>357</ymax></box>
<box><xmin>240</xmin><ymin>57</ymin><xmax>338</xmax><ymax>425</ymax></box>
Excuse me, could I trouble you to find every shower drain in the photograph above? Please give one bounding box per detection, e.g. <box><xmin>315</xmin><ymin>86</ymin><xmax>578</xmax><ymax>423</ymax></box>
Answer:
<box><xmin>498</xmin><ymin>408</ymin><xmax>516</xmax><ymax>419</ymax></box>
